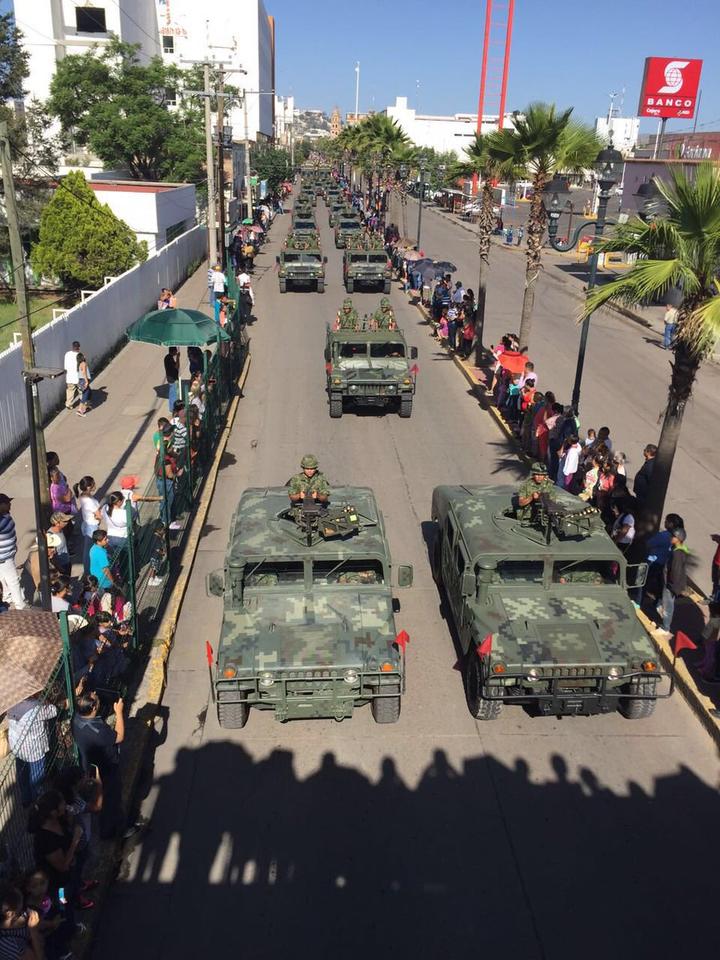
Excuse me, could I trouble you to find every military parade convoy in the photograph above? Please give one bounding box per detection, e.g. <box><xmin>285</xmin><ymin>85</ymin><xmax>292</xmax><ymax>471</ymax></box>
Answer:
<box><xmin>208</xmin><ymin>164</ymin><xmax>671</xmax><ymax>729</ymax></box>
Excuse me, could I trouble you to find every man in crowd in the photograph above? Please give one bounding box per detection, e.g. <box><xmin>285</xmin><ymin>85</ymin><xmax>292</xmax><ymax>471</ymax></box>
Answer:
<box><xmin>288</xmin><ymin>455</ymin><xmax>330</xmax><ymax>505</ymax></box>
<box><xmin>0</xmin><ymin>493</ymin><xmax>25</xmax><ymax>610</ymax></box>
<box><xmin>63</xmin><ymin>340</ymin><xmax>80</xmax><ymax>410</ymax></box>
<box><xmin>660</xmin><ymin>527</ymin><xmax>690</xmax><ymax>634</ymax></box>
<box><xmin>633</xmin><ymin>444</ymin><xmax>657</xmax><ymax>504</ymax></box>
<box><xmin>7</xmin><ymin>694</ymin><xmax>57</xmax><ymax>806</ymax></box>
<box><xmin>209</xmin><ymin>262</ymin><xmax>226</xmax><ymax>304</ymax></box>
<box><xmin>164</xmin><ymin>346</ymin><xmax>180</xmax><ymax>413</ymax></box>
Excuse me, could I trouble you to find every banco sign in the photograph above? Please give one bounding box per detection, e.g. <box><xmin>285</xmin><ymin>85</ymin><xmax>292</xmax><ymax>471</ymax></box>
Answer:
<box><xmin>638</xmin><ymin>57</ymin><xmax>703</xmax><ymax>119</ymax></box>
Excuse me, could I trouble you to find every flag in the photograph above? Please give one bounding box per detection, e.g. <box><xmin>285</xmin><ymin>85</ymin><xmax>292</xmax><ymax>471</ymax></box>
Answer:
<box><xmin>410</xmin><ymin>364</ymin><xmax>419</xmax><ymax>376</ymax></box>
<box><xmin>672</xmin><ymin>631</ymin><xmax>698</xmax><ymax>656</ymax></box>
<box><xmin>325</xmin><ymin>361</ymin><xmax>333</xmax><ymax>374</ymax></box>
<box><xmin>477</xmin><ymin>634</ymin><xmax>493</xmax><ymax>658</ymax></box>
<box><xmin>394</xmin><ymin>630</ymin><xmax>410</xmax><ymax>654</ymax></box>
<box><xmin>205</xmin><ymin>641</ymin><xmax>214</xmax><ymax>667</ymax></box>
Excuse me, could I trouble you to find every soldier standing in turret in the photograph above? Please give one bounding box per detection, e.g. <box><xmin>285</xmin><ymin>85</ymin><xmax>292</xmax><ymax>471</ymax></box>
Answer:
<box><xmin>287</xmin><ymin>454</ymin><xmax>330</xmax><ymax>504</ymax></box>
<box><xmin>334</xmin><ymin>298</ymin><xmax>359</xmax><ymax>331</ymax></box>
<box><xmin>516</xmin><ymin>462</ymin><xmax>555</xmax><ymax>519</ymax></box>
<box><xmin>372</xmin><ymin>297</ymin><xmax>397</xmax><ymax>331</ymax></box>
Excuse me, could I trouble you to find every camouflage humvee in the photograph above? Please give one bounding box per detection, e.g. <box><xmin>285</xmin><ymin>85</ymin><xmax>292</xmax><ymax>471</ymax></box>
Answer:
<box><xmin>328</xmin><ymin>201</ymin><xmax>348</xmax><ymax>227</ymax></box>
<box><xmin>291</xmin><ymin>215</ymin><xmax>318</xmax><ymax>236</ymax></box>
<box><xmin>430</xmin><ymin>485</ymin><xmax>670</xmax><ymax>720</ymax></box>
<box><xmin>334</xmin><ymin>216</ymin><xmax>363</xmax><ymax>248</ymax></box>
<box><xmin>343</xmin><ymin>246</ymin><xmax>392</xmax><ymax>293</ymax></box>
<box><xmin>207</xmin><ymin>486</ymin><xmax>413</xmax><ymax>728</ymax></box>
<box><xmin>325</xmin><ymin>325</ymin><xmax>418</xmax><ymax>418</ymax></box>
<box><xmin>277</xmin><ymin>238</ymin><xmax>326</xmax><ymax>292</ymax></box>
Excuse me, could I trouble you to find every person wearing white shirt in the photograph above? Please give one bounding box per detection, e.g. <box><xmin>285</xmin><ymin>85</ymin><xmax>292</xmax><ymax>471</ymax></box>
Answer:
<box><xmin>236</xmin><ymin>271</ymin><xmax>255</xmax><ymax>305</ymax></box>
<box><xmin>8</xmin><ymin>697</ymin><xmax>57</xmax><ymax>804</ymax></box>
<box><xmin>63</xmin><ymin>340</ymin><xmax>81</xmax><ymax>409</ymax></box>
<box><xmin>451</xmin><ymin>281</ymin><xmax>465</xmax><ymax>305</ymax></box>
<box><xmin>210</xmin><ymin>265</ymin><xmax>226</xmax><ymax>303</ymax></box>
<box><xmin>75</xmin><ymin>476</ymin><xmax>101</xmax><ymax>573</ymax></box>
<box><xmin>560</xmin><ymin>436</ymin><xmax>582</xmax><ymax>489</ymax></box>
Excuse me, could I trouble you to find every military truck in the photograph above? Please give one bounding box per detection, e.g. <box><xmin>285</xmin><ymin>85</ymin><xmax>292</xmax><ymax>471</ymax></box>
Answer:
<box><xmin>325</xmin><ymin>325</ymin><xmax>418</xmax><ymax>418</ymax></box>
<box><xmin>344</xmin><ymin>248</ymin><xmax>392</xmax><ymax>293</ymax></box>
<box><xmin>328</xmin><ymin>201</ymin><xmax>348</xmax><ymax>227</ymax></box>
<box><xmin>207</xmin><ymin>486</ymin><xmax>413</xmax><ymax>727</ymax></box>
<box><xmin>277</xmin><ymin>242</ymin><xmax>326</xmax><ymax>292</ymax></box>
<box><xmin>291</xmin><ymin>215</ymin><xmax>318</xmax><ymax>236</ymax></box>
<box><xmin>430</xmin><ymin>484</ymin><xmax>670</xmax><ymax>721</ymax></box>
<box><xmin>334</xmin><ymin>216</ymin><xmax>363</xmax><ymax>248</ymax></box>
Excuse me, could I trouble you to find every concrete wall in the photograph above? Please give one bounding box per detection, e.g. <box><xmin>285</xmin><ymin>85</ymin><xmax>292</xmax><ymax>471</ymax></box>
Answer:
<box><xmin>0</xmin><ymin>225</ymin><xmax>206</xmax><ymax>465</ymax></box>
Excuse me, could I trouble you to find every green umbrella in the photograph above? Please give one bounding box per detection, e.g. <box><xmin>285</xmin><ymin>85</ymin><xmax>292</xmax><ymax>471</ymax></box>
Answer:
<box><xmin>241</xmin><ymin>217</ymin><xmax>253</xmax><ymax>225</ymax></box>
<box><xmin>127</xmin><ymin>308</ymin><xmax>230</xmax><ymax>347</ymax></box>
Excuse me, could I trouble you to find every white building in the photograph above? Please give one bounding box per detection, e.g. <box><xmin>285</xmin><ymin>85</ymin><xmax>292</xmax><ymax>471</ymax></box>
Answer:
<box><xmin>155</xmin><ymin>0</ymin><xmax>275</xmax><ymax>142</ymax></box>
<box><xmin>87</xmin><ymin>178</ymin><xmax>196</xmax><ymax>253</ymax></box>
<box><xmin>594</xmin><ymin>117</ymin><xmax>640</xmax><ymax>156</ymax></box>
<box><xmin>275</xmin><ymin>95</ymin><xmax>295</xmax><ymax>145</ymax></box>
<box><xmin>13</xmin><ymin>0</ymin><xmax>160</xmax><ymax>105</ymax></box>
<box><xmin>385</xmin><ymin>97</ymin><xmax>515</xmax><ymax>158</ymax></box>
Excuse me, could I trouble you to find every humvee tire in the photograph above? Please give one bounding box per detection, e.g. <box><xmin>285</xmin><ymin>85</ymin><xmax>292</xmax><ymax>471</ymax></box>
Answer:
<box><xmin>317</xmin><ymin>280</ymin><xmax>325</xmax><ymax>293</ymax></box>
<box><xmin>329</xmin><ymin>395</ymin><xmax>343</xmax><ymax>418</ymax></box>
<box><xmin>217</xmin><ymin>698</ymin><xmax>249</xmax><ymax>729</ymax></box>
<box><xmin>371</xmin><ymin>685</ymin><xmax>401</xmax><ymax>724</ymax></box>
<box><xmin>464</xmin><ymin>649</ymin><xmax>503</xmax><ymax>721</ymax></box>
<box><xmin>346</xmin><ymin>279</ymin><xmax>354</xmax><ymax>293</ymax></box>
<box><xmin>279</xmin><ymin>279</ymin><xmax>287</xmax><ymax>293</ymax></box>
<box><xmin>399</xmin><ymin>397</ymin><xmax>413</xmax><ymax>418</ymax></box>
<box><xmin>383</xmin><ymin>280</ymin><xmax>391</xmax><ymax>294</ymax></box>
<box><xmin>619</xmin><ymin>677</ymin><xmax>657</xmax><ymax>720</ymax></box>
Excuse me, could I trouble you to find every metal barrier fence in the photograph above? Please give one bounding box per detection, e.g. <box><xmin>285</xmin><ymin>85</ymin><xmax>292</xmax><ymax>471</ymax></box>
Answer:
<box><xmin>0</xmin><ymin>273</ymin><xmax>249</xmax><ymax>874</ymax></box>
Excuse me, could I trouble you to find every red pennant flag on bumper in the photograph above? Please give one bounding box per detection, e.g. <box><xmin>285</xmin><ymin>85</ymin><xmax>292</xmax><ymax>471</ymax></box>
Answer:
<box><xmin>672</xmin><ymin>631</ymin><xmax>697</xmax><ymax>656</ymax></box>
<box><xmin>394</xmin><ymin>630</ymin><xmax>410</xmax><ymax>653</ymax></box>
<box><xmin>325</xmin><ymin>362</ymin><xmax>333</xmax><ymax>374</ymax></box>
<box><xmin>410</xmin><ymin>364</ymin><xmax>419</xmax><ymax>376</ymax></box>
<box><xmin>477</xmin><ymin>634</ymin><xmax>493</xmax><ymax>658</ymax></box>
<box><xmin>205</xmin><ymin>641</ymin><xmax>214</xmax><ymax>667</ymax></box>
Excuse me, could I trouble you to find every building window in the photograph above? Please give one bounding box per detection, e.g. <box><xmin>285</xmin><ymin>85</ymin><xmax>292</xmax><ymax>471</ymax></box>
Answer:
<box><xmin>75</xmin><ymin>7</ymin><xmax>107</xmax><ymax>32</ymax></box>
<box><xmin>165</xmin><ymin>88</ymin><xmax>177</xmax><ymax>106</ymax></box>
<box><xmin>162</xmin><ymin>35</ymin><xmax>174</xmax><ymax>54</ymax></box>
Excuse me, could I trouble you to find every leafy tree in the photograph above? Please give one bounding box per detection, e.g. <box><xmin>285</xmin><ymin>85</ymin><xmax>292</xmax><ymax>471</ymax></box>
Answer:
<box><xmin>0</xmin><ymin>13</ymin><xmax>29</xmax><ymax>102</ymax></box>
<box><xmin>583</xmin><ymin>164</ymin><xmax>720</xmax><ymax>530</ymax></box>
<box><xmin>490</xmin><ymin>103</ymin><xmax>601</xmax><ymax>347</ymax></box>
<box><xmin>252</xmin><ymin>146</ymin><xmax>290</xmax><ymax>193</ymax></box>
<box><xmin>30</xmin><ymin>171</ymin><xmax>147</xmax><ymax>289</ymax></box>
<box><xmin>46</xmin><ymin>40</ymin><xmax>205</xmax><ymax>182</ymax></box>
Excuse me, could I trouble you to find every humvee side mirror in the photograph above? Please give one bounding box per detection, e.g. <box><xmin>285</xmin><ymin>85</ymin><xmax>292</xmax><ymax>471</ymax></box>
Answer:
<box><xmin>206</xmin><ymin>569</ymin><xmax>225</xmax><ymax>597</ymax></box>
<box><xmin>461</xmin><ymin>572</ymin><xmax>476</xmax><ymax>596</ymax></box>
<box><xmin>397</xmin><ymin>564</ymin><xmax>413</xmax><ymax>588</ymax></box>
<box><xmin>627</xmin><ymin>562</ymin><xmax>649</xmax><ymax>588</ymax></box>
<box><xmin>275</xmin><ymin>255</ymin><xmax>280</xmax><ymax>264</ymax></box>
<box><xmin>410</xmin><ymin>347</ymin><xmax>418</xmax><ymax>360</ymax></box>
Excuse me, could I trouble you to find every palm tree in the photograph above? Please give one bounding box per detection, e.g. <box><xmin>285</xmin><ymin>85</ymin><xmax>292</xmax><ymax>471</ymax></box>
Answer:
<box><xmin>389</xmin><ymin>142</ymin><xmax>418</xmax><ymax>240</ymax></box>
<box><xmin>583</xmin><ymin>163</ymin><xmax>720</xmax><ymax>530</ymax></box>
<box><xmin>452</xmin><ymin>131</ymin><xmax>505</xmax><ymax>357</ymax></box>
<box><xmin>491</xmin><ymin>103</ymin><xmax>601</xmax><ymax>347</ymax></box>
<box><xmin>353</xmin><ymin>114</ymin><xmax>410</xmax><ymax>203</ymax></box>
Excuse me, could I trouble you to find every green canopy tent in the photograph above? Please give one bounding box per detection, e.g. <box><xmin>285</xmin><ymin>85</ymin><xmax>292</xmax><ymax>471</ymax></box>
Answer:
<box><xmin>127</xmin><ymin>308</ymin><xmax>230</xmax><ymax>347</ymax></box>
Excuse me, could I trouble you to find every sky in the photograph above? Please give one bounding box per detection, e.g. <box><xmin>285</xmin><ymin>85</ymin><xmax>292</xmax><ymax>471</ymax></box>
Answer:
<box><xmin>270</xmin><ymin>0</ymin><xmax>718</xmax><ymax>136</ymax></box>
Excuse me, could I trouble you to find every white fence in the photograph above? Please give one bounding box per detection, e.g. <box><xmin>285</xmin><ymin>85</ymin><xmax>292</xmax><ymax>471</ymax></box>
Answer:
<box><xmin>0</xmin><ymin>225</ymin><xmax>206</xmax><ymax>464</ymax></box>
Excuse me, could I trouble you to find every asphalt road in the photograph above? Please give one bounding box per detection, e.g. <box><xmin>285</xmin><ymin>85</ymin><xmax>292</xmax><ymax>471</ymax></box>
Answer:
<box><xmin>399</xmin><ymin>194</ymin><xmax>719</xmax><ymax>589</ymax></box>
<box><xmin>95</xmin><ymin>198</ymin><xmax>720</xmax><ymax>960</ymax></box>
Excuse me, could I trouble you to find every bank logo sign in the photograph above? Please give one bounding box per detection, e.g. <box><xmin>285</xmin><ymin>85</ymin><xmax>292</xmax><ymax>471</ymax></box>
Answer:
<box><xmin>638</xmin><ymin>57</ymin><xmax>703</xmax><ymax>119</ymax></box>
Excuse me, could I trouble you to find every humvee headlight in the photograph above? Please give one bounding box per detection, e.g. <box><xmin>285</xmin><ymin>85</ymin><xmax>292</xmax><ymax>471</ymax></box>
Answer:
<box><xmin>641</xmin><ymin>660</ymin><xmax>658</xmax><ymax>672</ymax></box>
<box><xmin>343</xmin><ymin>668</ymin><xmax>359</xmax><ymax>684</ymax></box>
<box><xmin>525</xmin><ymin>668</ymin><xmax>541</xmax><ymax>681</ymax></box>
<box><xmin>608</xmin><ymin>666</ymin><xmax>623</xmax><ymax>679</ymax></box>
<box><xmin>349</xmin><ymin>384</ymin><xmax>358</xmax><ymax>393</ymax></box>
<box><xmin>492</xmin><ymin>663</ymin><xmax>506</xmax><ymax>675</ymax></box>
<box><xmin>386</xmin><ymin>384</ymin><xmax>396</xmax><ymax>392</ymax></box>
<box><xmin>223</xmin><ymin>666</ymin><xmax>237</xmax><ymax>679</ymax></box>
<box><xmin>403</xmin><ymin>378</ymin><xmax>412</xmax><ymax>385</ymax></box>
<box><xmin>259</xmin><ymin>671</ymin><xmax>275</xmax><ymax>687</ymax></box>
<box><xmin>333</xmin><ymin>377</ymin><xmax>342</xmax><ymax>385</ymax></box>
<box><xmin>380</xmin><ymin>661</ymin><xmax>395</xmax><ymax>673</ymax></box>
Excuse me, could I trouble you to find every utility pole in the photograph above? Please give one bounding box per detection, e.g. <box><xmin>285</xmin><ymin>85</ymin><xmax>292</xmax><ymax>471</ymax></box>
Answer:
<box><xmin>0</xmin><ymin>121</ymin><xmax>51</xmax><ymax>608</ymax></box>
<box><xmin>354</xmin><ymin>61</ymin><xmax>360</xmax><ymax>120</ymax></box>
<box><xmin>217</xmin><ymin>66</ymin><xmax>227</xmax><ymax>263</ymax></box>
<box><xmin>243</xmin><ymin>90</ymin><xmax>253</xmax><ymax>220</ymax></box>
<box><xmin>203</xmin><ymin>63</ymin><xmax>218</xmax><ymax>266</ymax></box>
<box><xmin>290</xmin><ymin>112</ymin><xmax>295</xmax><ymax>170</ymax></box>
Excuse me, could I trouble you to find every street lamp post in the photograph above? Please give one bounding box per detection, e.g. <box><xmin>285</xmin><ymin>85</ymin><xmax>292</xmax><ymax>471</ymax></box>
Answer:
<box><xmin>543</xmin><ymin>142</ymin><xmax>623</xmax><ymax>412</ymax></box>
<box><xmin>416</xmin><ymin>163</ymin><xmax>426</xmax><ymax>250</ymax></box>
<box><xmin>21</xmin><ymin>367</ymin><xmax>65</xmax><ymax>611</ymax></box>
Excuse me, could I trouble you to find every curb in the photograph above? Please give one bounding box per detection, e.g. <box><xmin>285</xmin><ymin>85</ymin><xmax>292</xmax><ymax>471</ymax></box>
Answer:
<box><xmin>410</xmin><ymin>292</ymin><xmax>720</xmax><ymax>748</ymax></box>
<box><xmin>76</xmin><ymin>349</ymin><xmax>252</xmax><ymax>957</ymax></box>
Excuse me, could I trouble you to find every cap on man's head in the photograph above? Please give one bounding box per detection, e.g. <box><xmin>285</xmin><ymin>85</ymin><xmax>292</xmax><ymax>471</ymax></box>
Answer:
<box><xmin>49</xmin><ymin>511</ymin><xmax>70</xmax><ymax>525</ymax></box>
<box><xmin>0</xmin><ymin>494</ymin><xmax>13</xmax><ymax>505</ymax></box>
<box><xmin>671</xmin><ymin>528</ymin><xmax>687</xmax><ymax>543</ymax></box>
<box><xmin>301</xmin><ymin>454</ymin><xmax>318</xmax><ymax>469</ymax></box>
<box><xmin>530</xmin><ymin>462</ymin><xmax>548</xmax><ymax>476</ymax></box>
<box><xmin>162</xmin><ymin>423</ymin><xmax>175</xmax><ymax>436</ymax></box>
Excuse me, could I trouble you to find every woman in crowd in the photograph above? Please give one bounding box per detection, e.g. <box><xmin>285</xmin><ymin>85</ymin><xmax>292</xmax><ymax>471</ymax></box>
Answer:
<box><xmin>75</xmin><ymin>353</ymin><xmax>92</xmax><ymax>418</ymax></box>
<box><xmin>74</xmin><ymin>477</ymin><xmax>101</xmax><ymax>575</ymax></box>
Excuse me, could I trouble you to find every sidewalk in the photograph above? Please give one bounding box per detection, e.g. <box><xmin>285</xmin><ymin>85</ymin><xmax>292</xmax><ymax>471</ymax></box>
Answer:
<box><xmin>0</xmin><ymin>261</ymin><xmax>212</xmax><ymax>566</ymax></box>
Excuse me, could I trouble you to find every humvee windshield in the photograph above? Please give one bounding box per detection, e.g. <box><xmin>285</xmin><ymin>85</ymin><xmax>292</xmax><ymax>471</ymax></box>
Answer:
<box><xmin>495</xmin><ymin>560</ymin><xmax>544</xmax><ymax>583</ymax></box>
<box><xmin>338</xmin><ymin>343</ymin><xmax>367</xmax><ymax>358</ymax></box>
<box><xmin>553</xmin><ymin>560</ymin><xmax>620</xmax><ymax>584</ymax></box>
<box><xmin>295</xmin><ymin>221</ymin><xmax>315</xmax><ymax>229</ymax></box>
<box><xmin>283</xmin><ymin>253</ymin><xmax>301</xmax><ymax>262</ymax></box>
<box><xmin>245</xmin><ymin>560</ymin><xmax>304</xmax><ymax>586</ymax></box>
<box><xmin>312</xmin><ymin>559</ymin><xmax>384</xmax><ymax>584</ymax></box>
<box><xmin>349</xmin><ymin>254</ymin><xmax>366</xmax><ymax>262</ymax></box>
<box><xmin>371</xmin><ymin>343</ymin><xmax>405</xmax><ymax>358</ymax></box>
<box><xmin>305</xmin><ymin>253</ymin><xmax>322</xmax><ymax>262</ymax></box>
<box><xmin>369</xmin><ymin>254</ymin><xmax>388</xmax><ymax>263</ymax></box>
<box><xmin>340</xmin><ymin>221</ymin><xmax>360</xmax><ymax>229</ymax></box>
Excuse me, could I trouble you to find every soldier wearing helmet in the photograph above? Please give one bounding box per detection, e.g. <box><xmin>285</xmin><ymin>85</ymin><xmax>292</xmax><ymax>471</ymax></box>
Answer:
<box><xmin>372</xmin><ymin>296</ymin><xmax>396</xmax><ymax>331</ymax></box>
<box><xmin>288</xmin><ymin>454</ymin><xmax>330</xmax><ymax>504</ymax></box>
<box><xmin>334</xmin><ymin>298</ymin><xmax>359</xmax><ymax>331</ymax></box>
<box><xmin>516</xmin><ymin>462</ymin><xmax>555</xmax><ymax>516</ymax></box>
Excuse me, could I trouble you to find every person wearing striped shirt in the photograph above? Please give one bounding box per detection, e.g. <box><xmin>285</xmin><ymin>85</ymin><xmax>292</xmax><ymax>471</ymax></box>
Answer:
<box><xmin>0</xmin><ymin>495</ymin><xmax>25</xmax><ymax>610</ymax></box>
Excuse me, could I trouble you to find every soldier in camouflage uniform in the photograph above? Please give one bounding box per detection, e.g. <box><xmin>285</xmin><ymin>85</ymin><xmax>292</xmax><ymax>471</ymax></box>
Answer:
<box><xmin>516</xmin><ymin>462</ymin><xmax>556</xmax><ymax>519</ymax></box>
<box><xmin>288</xmin><ymin>454</ymin><xmax>330</xmax><ymax>504</ymax></box>
<box><xmin>334</xmin><ymin>298</ymin><xmax>359</xmax><ymax>331</ymax></box>
<box><xmin>337</xmin><ymin>569</ymin><xmax>378</xmax><ymax>584</ymax></box>
<box><xmin>285</xmin><ymin>233</ymin><xmax>296</xmax><ymax>249</ymax></box>
<box><xmin>372</xmin><ymin>297</ymin><xmax>396</xmax><ymax>331</ymax></box>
